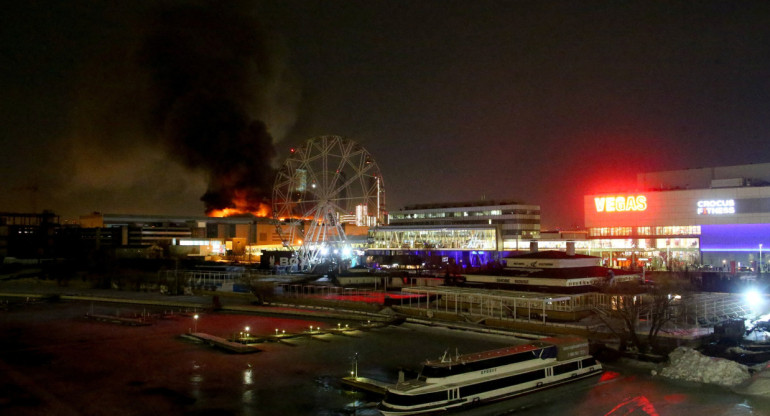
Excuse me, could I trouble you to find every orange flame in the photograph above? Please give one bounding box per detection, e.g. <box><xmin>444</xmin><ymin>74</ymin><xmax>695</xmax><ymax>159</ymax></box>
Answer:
<box><xmin>207</xmin><ymin>191</ymin><xmax>272</xmax><ymax>218</ymax></box>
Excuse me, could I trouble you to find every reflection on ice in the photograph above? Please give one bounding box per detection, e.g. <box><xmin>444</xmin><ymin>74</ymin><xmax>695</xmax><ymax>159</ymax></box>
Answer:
<box><xmin>242</xmin><ymin>389</ymin><xmax>254</xmax><ymax>404</ymax></box>
<box><xmin>189</xmin><ymin>360</ymin><xmax>203</xmax><ymax>400</ymax></box>
<box><xmin>604</xmin><ymin>396</ymin><xmax>659</xmax><ymax>416</ymax></box>
<box><xmin>600</xmin><ymin>371</ymin><xmax>621</xmax><ymax>382</ymax></box>
<box><xmin>243</xmin><ymin>368</ymin><xmax>253</xmax><ymax>385</ymax></box>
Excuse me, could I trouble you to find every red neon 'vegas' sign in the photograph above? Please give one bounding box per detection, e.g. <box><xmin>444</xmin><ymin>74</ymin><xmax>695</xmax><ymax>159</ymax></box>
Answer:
<box><xmin>594</xmin><ymin>195</ymin><xmax>647</xmax><ymax>213</ymax></box>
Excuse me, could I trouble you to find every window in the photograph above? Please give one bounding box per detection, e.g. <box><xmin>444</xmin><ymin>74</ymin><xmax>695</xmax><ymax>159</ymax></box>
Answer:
<box><xmin>459</xmin><ymin>369</ymin><xmax>545</xmax><ymax>397</ymax></box>
<box><xmin>553</xmin><ymin>361</ymin><xmax>579</xmax><ymax>375</ymax></box>
<box><xmin>589</xmin><ymin>227</ymin><xmax>632</xmax><ymax>237</ymax></box>
<box><xmin>654</xmin><ymin>226</ymin><xmax>701</xmax><ymax>236</ymax></box>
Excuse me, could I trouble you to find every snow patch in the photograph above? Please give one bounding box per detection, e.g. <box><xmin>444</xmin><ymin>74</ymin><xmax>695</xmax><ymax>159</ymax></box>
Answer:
<box><xmin>733</xmin><ymin>364</ymin><xmax>770</xmax><ymax>397</ymax></box>
<box><xmin>658</xmin><ymin>347</ymin><xmax>750</xmax><ymax>387</ymax></box>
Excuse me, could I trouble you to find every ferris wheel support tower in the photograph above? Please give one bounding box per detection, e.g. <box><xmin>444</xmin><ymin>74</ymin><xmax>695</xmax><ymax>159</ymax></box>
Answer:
<box><xmin>272</xmin><ymin>135</ymin><xmax>385</xmax><ymax>269</ymax></box>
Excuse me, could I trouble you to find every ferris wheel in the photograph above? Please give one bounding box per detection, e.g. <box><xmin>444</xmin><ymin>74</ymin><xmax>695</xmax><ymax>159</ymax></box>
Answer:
<box><xmin>272</xmin><ymin>135</ymin><xmax>385</xmax><ymax>269</ymax></box>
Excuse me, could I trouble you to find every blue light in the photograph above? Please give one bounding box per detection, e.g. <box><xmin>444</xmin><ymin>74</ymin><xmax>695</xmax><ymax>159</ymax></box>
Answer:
<box><xmin>701</xmin><ymin>224</ymin><xmax>770</xmax><ymax>250</ymax></box>
<box><xmin>702</xmin><ymin>248</ymin><xmax>764</xmax><ymax>252</ymax></box>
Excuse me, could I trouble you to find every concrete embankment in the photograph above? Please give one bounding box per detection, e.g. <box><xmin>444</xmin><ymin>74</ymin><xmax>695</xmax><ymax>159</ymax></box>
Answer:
<box><xmin>0</xmin><ymin>290</ymin><xmax>396</xmax><ymax>324</ymax></box>
<box><xmin>0</xmin><ymin>290</ymin><xmax>591</xmax><ymax>339</ymax></box>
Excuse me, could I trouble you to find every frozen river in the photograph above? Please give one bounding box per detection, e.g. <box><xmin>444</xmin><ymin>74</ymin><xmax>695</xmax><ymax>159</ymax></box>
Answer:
<box><xmin>1</xmin><ymin>300</ymin><xmax>769</xmax><ymax>415</ymax></box>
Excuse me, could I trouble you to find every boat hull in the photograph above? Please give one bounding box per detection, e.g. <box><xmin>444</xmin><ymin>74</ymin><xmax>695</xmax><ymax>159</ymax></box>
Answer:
<box><xmin>378</xmin><ymin>367</ymin><xmax>603</xmax><ymax>416</ymax></box>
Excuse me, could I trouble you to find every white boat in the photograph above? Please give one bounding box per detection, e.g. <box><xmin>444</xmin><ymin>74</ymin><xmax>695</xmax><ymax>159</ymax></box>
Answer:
<box><xmin>377</xmin><ymin>337</ymin><xmax>602</xmax><ymax>415</ymax></box>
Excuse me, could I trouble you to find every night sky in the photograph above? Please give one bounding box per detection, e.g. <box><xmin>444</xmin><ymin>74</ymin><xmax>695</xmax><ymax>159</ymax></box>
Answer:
<box><xmin>2</xmin><ymin>1</ymin><xmax>770</xmax><ymax>228</ymax></box>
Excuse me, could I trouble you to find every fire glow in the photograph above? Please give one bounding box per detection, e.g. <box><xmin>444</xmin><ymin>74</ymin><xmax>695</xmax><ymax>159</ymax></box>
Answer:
<box><xmin>594</xmin><ymin>195</ymin><xmax>647</xmax><ymax>213</ymax></box>
<box><xmin>207</xmin><ymin>191</ymin><xmax>272</xmax><ymax>218</ymax></box>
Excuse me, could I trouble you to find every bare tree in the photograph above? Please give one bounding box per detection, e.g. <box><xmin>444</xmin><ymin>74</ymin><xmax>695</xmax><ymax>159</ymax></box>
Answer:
<box><xmin>598</xmin><ymin>272</ymin><xmax>693</xmax><ymax>353</ymax></box>
<box><xmin>644</xmin><ymin>271</ymin><xmax>693</xmax><ymax>352</ymax></box>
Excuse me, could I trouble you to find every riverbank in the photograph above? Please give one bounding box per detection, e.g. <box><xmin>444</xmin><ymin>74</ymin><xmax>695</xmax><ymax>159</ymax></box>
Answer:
<box><xmin>2</xmin><ymin>297</ymin><xmax>767</xmax><ymax>415</ymax></box>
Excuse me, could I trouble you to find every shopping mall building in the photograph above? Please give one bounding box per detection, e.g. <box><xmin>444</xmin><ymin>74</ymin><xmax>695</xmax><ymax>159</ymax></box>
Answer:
<box><xmin>584</xmin><ymin>163</ymin><xmax>770</xmax><ymax>272</ymax></box>
<box><xmin>367</xmin><ymin>200</ymin><xmax>540</xmax><ymax>268</ymax></box>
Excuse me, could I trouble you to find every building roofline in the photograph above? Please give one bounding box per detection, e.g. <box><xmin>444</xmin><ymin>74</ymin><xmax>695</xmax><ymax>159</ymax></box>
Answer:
<box><xmin>398</xmin><ymin>200</ymin><xmax>537</xmax><ymax>211</ymax></box>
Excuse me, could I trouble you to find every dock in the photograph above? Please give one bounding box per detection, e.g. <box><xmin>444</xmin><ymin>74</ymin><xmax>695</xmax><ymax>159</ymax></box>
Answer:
<box><xmin>84</xmin><ymin>313</ymin><xmax>152</xmax><ymax>326</ymax></box>
<box><xmin>185</xmin><ymin>332</ymin><xmax>261</xmax><ymax>354</ymax></box>
<box><xmin>340</xmin><ymin>376</ymin><xmax>392</xmax><ymax>396</ymax></box>
<box><xmin>227</xmin><ymin>321</ymin><xmax>384</xmax><ymax>344</ymax></box>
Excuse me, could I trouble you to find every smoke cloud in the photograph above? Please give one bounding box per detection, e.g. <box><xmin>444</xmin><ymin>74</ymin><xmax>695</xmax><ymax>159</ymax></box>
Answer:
<box><xmin>63</xmin><ymin>0</ymin><xmax>299</xmax><ymax>214</ymax></box>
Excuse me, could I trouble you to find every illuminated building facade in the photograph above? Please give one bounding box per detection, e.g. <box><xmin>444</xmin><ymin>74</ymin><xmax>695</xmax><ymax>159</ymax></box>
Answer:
<box><xmin>367</xmin><ymin>200</ymin><xmax>540</xmax><ymax>269</ymax></box>
<box><xmin>367</xmin><ymin>225</ymin><xmax>500</xmax><ymax>268</ymax></box>
<box><xmin>585</xmin><ymin>163</ymin><xmax>770</xmax><ymax>272</ymax></box>
<box><xmin>79</xmin><ymin>213</ymin><xmax>290</xmax><ymax>261</ymax></box>
<box><xmin>388</xmin><ymin>199</ymin><xmax>540</xmax><ymax>249</ymax></box>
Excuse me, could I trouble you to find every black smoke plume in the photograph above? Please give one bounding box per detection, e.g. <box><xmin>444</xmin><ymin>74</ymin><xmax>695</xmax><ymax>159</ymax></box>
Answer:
<box><xmin>136</xmin><ymin>1</ymin><xmax>280</xmax><ymax>213</ymax></box>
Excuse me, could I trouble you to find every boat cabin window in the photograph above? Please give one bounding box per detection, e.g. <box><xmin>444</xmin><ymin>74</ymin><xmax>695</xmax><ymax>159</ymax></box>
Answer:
<box><xmin>540</xmin><ymin>346</ymin><xmax>557</xmax><ymax>359</ymax></box>
<box><xmin>553</xmin><ymin>361</ymin><xmax>580</xmax><ymax>375</ymax></box>
<box><xmin>459</xmin><ymin>369</ymin><xmax>545</xmax><ymax>397</ymax></box>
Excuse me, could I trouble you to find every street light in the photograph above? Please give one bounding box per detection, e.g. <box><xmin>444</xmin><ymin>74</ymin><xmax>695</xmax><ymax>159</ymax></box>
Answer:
<box><xmin>193</xmin><ymin>314</ymin><xmax>199</xmax><ymax>333</ymax></box>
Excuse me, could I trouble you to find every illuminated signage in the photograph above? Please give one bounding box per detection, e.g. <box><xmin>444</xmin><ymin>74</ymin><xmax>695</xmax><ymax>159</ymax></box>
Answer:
<box><xmin>594</xmin><ymin>195</ymin><xmax>647</xmax><ymax>213</ymax></box>
<box><xmin>697</xmin><ymin>199</ymin><xmax>735</xmax><ymax>215</ymax></box>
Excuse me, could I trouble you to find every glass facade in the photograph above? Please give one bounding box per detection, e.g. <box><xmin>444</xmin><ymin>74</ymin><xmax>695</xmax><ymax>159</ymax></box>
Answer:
<box><xmin>368</xmin><ymin>227</ymin><xmax>498</xmax><ymax>250</ymax></box>
<box><xmin>388</xmin><ymin>201</ymin><xmax>540</xmax><ymax>243</ymax></box>
<box><xmin>586</xmin><ymin>226</ymin><xmax>703</xmax><ymax>271</ymax></box>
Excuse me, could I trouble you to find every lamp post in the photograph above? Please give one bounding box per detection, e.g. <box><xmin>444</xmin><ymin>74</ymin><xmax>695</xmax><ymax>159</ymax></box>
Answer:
<box><xmin>193</xmin><ymin>314</ymin><xmax>199</xmax><ymax>333</ymax></box>
<box><xmin>351</xmin><ymin>352</ymin><xmax>359</xmax><ymax>379</ymax></box>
